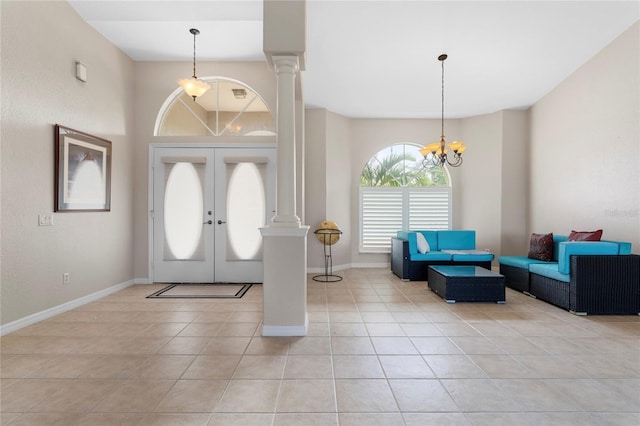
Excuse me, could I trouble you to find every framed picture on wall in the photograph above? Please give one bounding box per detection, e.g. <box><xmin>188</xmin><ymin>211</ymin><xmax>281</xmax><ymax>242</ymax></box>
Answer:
<box><xmin>54</xmin><ymin>124</ymin><xmax>112</xmax><ymax>212</ymax></box>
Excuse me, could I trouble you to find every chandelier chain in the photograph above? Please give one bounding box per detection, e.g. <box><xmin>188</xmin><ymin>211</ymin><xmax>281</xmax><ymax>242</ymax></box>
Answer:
<box><xmin>441</xmin><ymin>57</ymin><xmax>445</xmax><ymax>138</ymax></box>
<box><xmin>192</xmin><ymin>30</ymin><xmax>197</xmax><ymax>78</ymax></box>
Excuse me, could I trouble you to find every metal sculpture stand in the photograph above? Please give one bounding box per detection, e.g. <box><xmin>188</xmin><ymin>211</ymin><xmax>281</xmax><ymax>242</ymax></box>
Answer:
<box><xmin>312</xmin><ymin>228</ymin><xmax>343</xmax><ymax>282</ymax></box>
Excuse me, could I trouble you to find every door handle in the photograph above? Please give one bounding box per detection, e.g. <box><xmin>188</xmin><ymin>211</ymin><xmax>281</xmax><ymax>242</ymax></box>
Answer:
<box><xmin>217</xmin><ymin>220</ymin><xmax>226</xmax><ymax>225</ymax></box>
<box><xmin>203</xmin><ymin>220</ymin><xmax>213</xmax><ymax>225</ymax></box>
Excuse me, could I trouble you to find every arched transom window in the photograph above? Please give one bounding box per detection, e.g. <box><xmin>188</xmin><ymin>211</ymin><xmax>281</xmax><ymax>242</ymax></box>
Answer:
<box><xmin>155</xmin><ymin>78</ymin><xmax>275</xmax><ymax>137</ymax></box>
<box><xmin>359</xmin><ymin>143</ymin><xmax>452</xmax><ymax>252</ymax></box>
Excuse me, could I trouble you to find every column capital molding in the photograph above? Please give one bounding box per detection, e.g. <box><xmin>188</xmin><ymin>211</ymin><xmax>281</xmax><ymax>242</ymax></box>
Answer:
<box><xmin>271</xmin><ymin>55</ymin><xmax>300</xmax><ymax>73</ymax></box>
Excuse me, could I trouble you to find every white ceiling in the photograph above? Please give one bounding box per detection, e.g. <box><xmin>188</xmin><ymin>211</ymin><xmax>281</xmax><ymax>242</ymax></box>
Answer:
<box><xmin>69</xmin><ymin>0</ymin><xmax>639</xmax><ymax>119</ymax></box>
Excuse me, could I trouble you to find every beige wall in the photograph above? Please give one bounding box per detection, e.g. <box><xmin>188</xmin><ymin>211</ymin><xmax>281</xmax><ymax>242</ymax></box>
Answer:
<box><xmin>2</xmin><ymin>1</ymin><xmax>637</xmax><ymax>329</ymax></box>
<box><xmin>304</xmin><ymin>110</ymin><xmax>352</xmax><ymax>270</ymax></box>
<box><xmin>530</xmin><ymin>21</ymin><xmax>639</xmax><ymax>250</ymax></box>
<box><xmin>1</xmin><ymin>1</ymin><xmax>136</xmax><ymax>325</ymax></box>
<box><xmin>132</xmin><ymin>61</ymin><xmax>277</xmax><ymax>281</ymax></box>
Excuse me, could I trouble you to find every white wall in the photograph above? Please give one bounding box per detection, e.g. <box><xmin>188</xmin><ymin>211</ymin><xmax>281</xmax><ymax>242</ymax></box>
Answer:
<box><xmin>0</xmin><ymin>1</ymin><xmax>135</xmax><ymax>325</ymax></box>
<box><xmin>530</xmin><ymin>21</ymin><xmax>639</xmax><ymax>251</ymax></box>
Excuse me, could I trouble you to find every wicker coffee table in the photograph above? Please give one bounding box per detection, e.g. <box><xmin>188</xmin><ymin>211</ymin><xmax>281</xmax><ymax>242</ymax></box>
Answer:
<box><xmin>428</xmin><ymin>265</ymin><xmax>506</xmax><ymax>303</ymax></box>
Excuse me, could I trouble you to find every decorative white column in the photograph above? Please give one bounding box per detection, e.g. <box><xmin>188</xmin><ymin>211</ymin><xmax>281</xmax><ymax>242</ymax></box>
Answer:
<box><xmin>271</xmin><ymin>55</ymin><xmax>301</xmax><ymax>227</ymax></box>
<box><xmin>260</xmin><ymin>55</ymin><xmax>309</xmax><ymax>337</ymax></box>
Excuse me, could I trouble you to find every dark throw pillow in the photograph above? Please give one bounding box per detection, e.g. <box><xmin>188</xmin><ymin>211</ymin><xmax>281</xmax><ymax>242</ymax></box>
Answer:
<box><xmin>568</xmin><ymin>229</ymin><xmax>603</xmax><ymax>241</ymax></box>
<box><xmin>528</xmin><ymin>233</ymin><xmax>553</xmax><ymax>261</ymax></box>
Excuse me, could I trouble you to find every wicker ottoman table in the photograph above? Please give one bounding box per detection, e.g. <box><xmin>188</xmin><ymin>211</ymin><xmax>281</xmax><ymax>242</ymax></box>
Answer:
<box><xmin>428</xmin><ymin>265</ymin><xmax>506</xmax><ymax>303</ymax></box>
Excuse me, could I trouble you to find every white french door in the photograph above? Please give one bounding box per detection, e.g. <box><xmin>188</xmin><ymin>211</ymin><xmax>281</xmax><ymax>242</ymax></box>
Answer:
<box><xmin>151</xmin><ymin>145</ymin><xmax>275</xmax><ymax>283</ymax></box>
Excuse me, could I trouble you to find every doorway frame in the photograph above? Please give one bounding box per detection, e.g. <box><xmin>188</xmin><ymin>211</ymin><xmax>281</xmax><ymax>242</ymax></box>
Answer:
<box><xmin>147</xmin><ymin>141</ymin><xmax>276</xmax><ymax>284</ymax></box>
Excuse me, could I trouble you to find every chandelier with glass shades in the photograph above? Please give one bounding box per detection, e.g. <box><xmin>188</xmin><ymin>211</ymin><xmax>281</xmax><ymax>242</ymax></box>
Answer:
<box><xmin>178</xmin><ymin>28</ymin><xmax>210</xmax><ymax>101</ymax></box>
<box><xmin>420</xmin><ymin>54</ymin><xmax>467</xmax><ymax>167</ymax></box>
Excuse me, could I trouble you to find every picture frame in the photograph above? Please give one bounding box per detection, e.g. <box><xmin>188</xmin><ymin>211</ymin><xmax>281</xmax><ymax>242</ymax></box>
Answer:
<box><xmin>54</xmin><ymin>124</ymin><xmax>112</xmax><ymax>212</ymax></box>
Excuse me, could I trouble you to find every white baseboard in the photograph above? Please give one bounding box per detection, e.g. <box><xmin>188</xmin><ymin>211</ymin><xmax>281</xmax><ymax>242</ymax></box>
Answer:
<box><xmin>306</xmin><ymin>262</ymin><xmax>388</xmax><ymax>274</ymax></box>
<box><xmin>350</xmin><ymin>262</ymin><xmax>389</xmax><ymax>269</ymax></box>
<box><xmin>262</xmin><ymin>313</ymin><xmax>308</xmax><ymax>336</ymax></box>
<box><xmin>0</xmin><ymin>279</ymin><xmax>135</xmax><ymax>336</ymax></box>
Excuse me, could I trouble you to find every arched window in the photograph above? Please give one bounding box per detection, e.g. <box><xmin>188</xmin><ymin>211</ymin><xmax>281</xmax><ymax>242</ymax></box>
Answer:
<box><xmin>155</xmin><ymin>77</ymin><xmax>275</xmax><ymax>137</ymax></box>
<box><xmin>359</xmin><ymin>143</ymin><xmax>452</xmax><ymax>252</ymax></box>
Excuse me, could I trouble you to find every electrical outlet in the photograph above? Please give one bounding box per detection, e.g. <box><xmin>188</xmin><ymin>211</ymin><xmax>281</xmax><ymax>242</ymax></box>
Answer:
<box><xmin>63</xmin><ymin>273</ymin><xmax>70</xmax><ymax>285</ymax></box>
<box><xmin>38</xmin><ymin>214</ymin><xmax>53</xmax><ymax>226</ymax></box>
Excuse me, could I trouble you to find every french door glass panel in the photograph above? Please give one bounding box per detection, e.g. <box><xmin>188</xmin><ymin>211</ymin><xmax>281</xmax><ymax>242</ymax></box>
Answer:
<box><xmin>152</xmin><ymin>146</ymin><xmax>275</xmax><ymax>283</ymax></box>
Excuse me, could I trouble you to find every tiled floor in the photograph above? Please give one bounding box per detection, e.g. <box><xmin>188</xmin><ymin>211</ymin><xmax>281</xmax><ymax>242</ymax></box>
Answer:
<box><xmin>1</xmin><ymin>268</ymin><xmax>639</xmax><ymax>425</ymax></box>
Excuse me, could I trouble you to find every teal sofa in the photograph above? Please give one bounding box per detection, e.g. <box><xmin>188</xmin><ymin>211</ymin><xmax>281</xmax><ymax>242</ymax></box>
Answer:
<box><xmin>391</xmin><ymin>230</ymin><xmax>494</xmax><ymax>281</ymax></box>
<box><xmin>499</xmin><ymin>236</ymin><xmax>639</xmax><ymax>315</ymax></box>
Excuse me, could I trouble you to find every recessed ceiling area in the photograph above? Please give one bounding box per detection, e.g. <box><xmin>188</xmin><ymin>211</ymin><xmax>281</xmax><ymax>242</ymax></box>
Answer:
<box><xmin>69</xmin><ymin>0</ymin><xmax>639</xmax><ymax>119</ymax></box>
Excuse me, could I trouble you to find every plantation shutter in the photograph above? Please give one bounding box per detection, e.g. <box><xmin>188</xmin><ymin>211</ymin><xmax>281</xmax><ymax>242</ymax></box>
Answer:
<box><xmin>408</xmin><ymin>188</ymin><xmax>451</xmax><ymax>230</ymax></box>
<box><xmin>360</xmin><ymin>189</ymin><xmax>404</xmax><ymax>252</ymax></box>
<box><xmin>360</xmin><ymin>187</ymin><xmax>451</xmax><ymax>252</ymax></box>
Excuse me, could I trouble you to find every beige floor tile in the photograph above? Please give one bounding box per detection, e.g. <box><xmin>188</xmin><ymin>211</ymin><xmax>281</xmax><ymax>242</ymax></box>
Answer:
<box><xmin>328</xmin><ymin>311</ymin><xmax>363</xmax><ymax>322</ymax></box>
<box><xmin>486</xmin><ymin>336</ymin><xmax>547</xmax><ymax>354</ymax></box>
<box><xmin>468</xmin><ymin>354</ymin><xmax>537</xmax><ymax>379</ymax></box>
<box><xmin>274</xmin><ymin>413</ymin><xmax>339</xmax><ymax>425</ymax></box>
<box><xmin>338</xmin><ymin>413</ymin><xmax>406</xmax><ymax>426</ymax></box>
<box><xmin>288</xmin><ymin>336</ymin><xmax>331</xmax><ymax>355</ymax></box>
<box><xmin>331</xmin><ymin>337</ymin><xmax>376</xmax><ymax>354</ymax></box>
<box><xmin>158</xmin><ymin>337</ymin><xmax>211</xmax><ymax>355</ymax></box>
<box><xmin>424</xmin><ymin>355</ymin><xmax>488</xmax><ymax>378</ymax></box>
<box><xmin>365</xmin><ymin>322</ymin><xmax>406</xmax><ymax>336</ymax></box>
<box><xmin>93</xmin><ymin>379</ymin><xmax>175</xmax><ymax>413</ymax></box>
<box><xmin>511</xmin><ymin>354</ymin><xmax>591</xmax><ymax>378</ymax></box>
<box><xmin>201</xmin><ymin>337</ymin><xmax>251</xmax><ymax>355</ymax></box>
<box><xmin>335</xmin><ymin>379</ymin><xmax>398</xmax><ymax>412</ymax></box>
<box><xmin>404</xmin><ymin>412</ymin><xmax>470</xmax><ymax>425</ymax></box>
<box><xmin>131</xmin><ymin>355</ymin><xmax>196</xmax><ymax>379</ymax></box>
<box><xmin>493</xmin><ymin>378</ymin><xmax>582</xmax><ymax>411</ymax></box>
<box><xmin>329</xmin><ymin>322</ymin><xmax>369</xmax><ymax>336</ymax></box>
<box><xmin>29</xmin><ymin>379</ymin><xmax>116</xmax><ymax>412</ymax></box>
<box><xmin>400</xmin><ymin>322</ymin><xmax>444</xmax><ymax>337</ymax></box>
<box><xmin>75</xmin><ymin>413</ymin><xmax>146</xmax><ymax>426</ymax></box>
<box><xmin>79</xmin><ymin>355</ymin><xmax>147</xmax><ymax>379</ymax></box>
<box><xmin>138</xmin><ymin>413</ymin><xmax>211</xmax><ymax>425</ymax></box>
<box><xmin>333</xmin><ymin>355</ymin><xmax>384</xmax><ymax>378</ymax></box>
<box><xmin>283</xmin><ymin>355</ymin><xmax>333</xmax><ymax>379</ymax></box>
<box><xmin>379</xmin><ymin>355</ymin><xmax>435</xmax><ymax>378</ymax></box>
<box><xmin>1</xmin><ymin>355</ymin><xmax>57</xmax><ymax>378</ymax></box>
<box><xmin>155</xmin><ymin>379</ymin><xmax>228</xmax><ymax>413</ymax></box>
<box><xmin>463</xmin><ymin>412</ymin><xmax>531</xmax><ymax>426</ymax></box>
<box><xmin>442</xmin><ymin>378</ymin><xmax>522</xmax><ymax>412</ymax></box>
<box><xmin>244</xmin><ymin>337</ymin><xmax>290</xmax><ymax>355</ymax></box>
<box><xmin>182</xmin><ymin>355</ymin><xmax>241</xmax><ymax>380</ymax></box>
<box><xmin>1</xmin><ymin>379</ymin><xmax>69</xmax><ymax>412</ymax></box>
<box><xmin>215</xmin><ymin>379</ymin><xmax>280</xmax><ymax>412</ymax></box>
<box><xmin>2</xmin><ymin>412</ymin><xmax>86</xmax><ymax>426</ymax></box>
<box><xmin>208</xmin><ymin>413</ymin><xmax>274</xmax><ymax>425</ymax></box>
<box><xmin>388</xmin><ymin>379</ymin><xmax>458</xmax><ymax>412</ymax></box>
<box><xmin>410</xmin><ymin>337</ymin><xmax>463</xmax><ymax>354</ymax></box>
<box><xmin>577</xmin><ymin>378</ymin><xmax>640</xmax><ymax>411</ymax></box>
<box><xmin>391</xmin><ymin>312</ymin><xmax>430</xmax><ymax>323</ymax></box>
<box><xmin>450</xmin><ymin>336</ymin><xmax>507</xmax><ymax>354</ymax></box>
<box><xmin>371</xmin><ymin>337</ymin><xmax>418</xmax><ymax>354</ymax></box>
<box><xmin>178</xmin><ymin>323</ymin><xmax>224</xmax><ymax>337</ymax></box>
<box><xmin>361</xmin><ymin>312</ymin><xmax>396</xmax><ymax>322</ymax></box>
<box><xmin>3</xmin><ymin>267</ymin><xmax>640</xmax><ymax>422</ymax></box>
<box><xmin>435</xmin><ymin>322</ymin><xmax>483</xmax><ymax>337</ymax></box>
<box><xmin>232</xmin><ymin>355</ymin><xmax>286</xmax><ymax>379</ymax></box>
<box><xmin>276</xmin><ymin>379</ymin><xmax>336</xmax><ymax>412</ymax></box>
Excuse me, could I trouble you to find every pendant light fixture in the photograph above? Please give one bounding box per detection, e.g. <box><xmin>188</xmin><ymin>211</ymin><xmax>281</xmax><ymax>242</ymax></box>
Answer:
<box><xmin>420</xmin><ymin>54</ymin><xmax>467</xmax><ymax>167</ymax></box>
<box><xmin>178</xmin><ymin>28</ymin><xmax>210</xmax><ymax>101</ymax></box>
